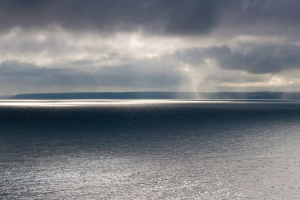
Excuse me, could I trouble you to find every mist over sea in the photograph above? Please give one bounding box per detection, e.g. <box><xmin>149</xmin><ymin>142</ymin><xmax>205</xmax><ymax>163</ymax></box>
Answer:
<box><xmin>1</xmin><ymin>100</ymin><xmax>300</xmax><ymax>199</ymax></box>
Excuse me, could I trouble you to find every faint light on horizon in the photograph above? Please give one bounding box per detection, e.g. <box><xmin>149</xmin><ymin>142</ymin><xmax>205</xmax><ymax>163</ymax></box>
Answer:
<box><xmin>0</xmin><ymin>99</ymin><xmax>229</xmax><ymax>107</ymax></box>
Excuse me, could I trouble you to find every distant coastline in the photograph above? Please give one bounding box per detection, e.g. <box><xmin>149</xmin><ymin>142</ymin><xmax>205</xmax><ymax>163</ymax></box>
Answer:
<box><xmin>7</xmin><ymin>92</ymin><xmax>300</xmax><ymax>100</ymax></box>
<box><xmin>0</xmin><ymin>95</ymin><xmax>14</xmax><ymax>99</ymax></box>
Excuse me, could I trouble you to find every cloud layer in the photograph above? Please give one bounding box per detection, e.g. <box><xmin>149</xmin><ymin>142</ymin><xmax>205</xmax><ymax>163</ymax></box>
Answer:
<box><xmin>176</xmin><ymin>45</ymin><xmax>300</xmax><ymax>74</ymax></box>
<box><xmin>0</xmin><ymin>0</ymin><xmax>227</xmax><ymax>34</ymax></box>
<box><xmin>1</xmin><ymin>0</ymin><xmax>300</xmax><ymax>95</ymax></box>
<box><xmin>1</xmin><ymin>0</ymin><xmax>300</xmax><ymax>35</ymax></box>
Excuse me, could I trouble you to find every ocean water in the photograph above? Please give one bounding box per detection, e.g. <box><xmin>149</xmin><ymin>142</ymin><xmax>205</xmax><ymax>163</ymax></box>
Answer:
<box><xmin>1</xmin><ymin>100</ymin><xmax>300</xmax><ymax>199</ymax></box>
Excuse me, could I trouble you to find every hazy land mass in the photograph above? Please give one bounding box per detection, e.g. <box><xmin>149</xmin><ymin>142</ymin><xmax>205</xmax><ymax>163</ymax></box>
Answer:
<box><xmin>8</xmin><ymin>92</ymin><xmax>300</xmax><ymax>100</ymax></box>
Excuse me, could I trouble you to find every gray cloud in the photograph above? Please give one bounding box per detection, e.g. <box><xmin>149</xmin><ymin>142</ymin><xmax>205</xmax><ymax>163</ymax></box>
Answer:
<box><xmin>176</xmin><ymin>45</ymin><xmax>300</xmax><ymax>74</ymax></box>
<box><xmin>0</xmin><ymin>0</ymin><xmax>226</xmax><ymax>35</ymax></box>
<box><xmin>229</xmin><ymin>0</ymin><xmax>300</xmax><ymax>26</ymax></box>
<box><xmin>1</xmin><ymin>0</ymin><xmax>300</xmax><ymax>36</ymax></box>
<box><xmin>0</xmin><ymin>60</ymin><xmax>182</xmax><ymax>92</ymax></box>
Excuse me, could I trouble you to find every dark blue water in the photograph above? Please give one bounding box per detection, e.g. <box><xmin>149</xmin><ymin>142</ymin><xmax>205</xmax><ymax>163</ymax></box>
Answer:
<box><xmin>1</xmin><ymin>100</ymin><xmax>300</xmax><ymax>199</ymax></box>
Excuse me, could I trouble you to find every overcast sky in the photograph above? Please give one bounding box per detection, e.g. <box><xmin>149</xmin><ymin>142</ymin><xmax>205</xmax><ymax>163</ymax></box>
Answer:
<box><xmin>1</xmin><ymin>0</ymin><xmax>300</xmax><ymax>95</ymax></box>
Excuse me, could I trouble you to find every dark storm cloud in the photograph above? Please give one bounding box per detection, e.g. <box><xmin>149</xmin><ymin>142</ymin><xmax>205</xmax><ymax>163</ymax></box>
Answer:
<box><xmin>0</xmin><ymin>61</ymin><xmax>181</xmax><ymax>88</ymax></box>
<box><xmin>1</xmin><ymin>0</ymin><xmax>300</xmax><ymax>35</ymax></box>
<box><xmin>0</xmin><ymin>0</ymin><xmax>225</xmax><ymax>34</ymax></box>
<box><xmin>176</xmin><ymin>45</ymin><xmax>300</xmax><ymax>74</ymax></box>
<box><xmin>229</xmin><ymin>0</ymin><xmax>300</xmax><ymax>26</ymax></box>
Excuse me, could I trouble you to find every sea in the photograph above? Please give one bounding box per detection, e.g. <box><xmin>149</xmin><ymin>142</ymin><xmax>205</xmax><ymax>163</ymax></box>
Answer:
<box><xmin>1</xmin><ymin>100</ymin><xmax>300</xmax><ymax>199</ymax></box>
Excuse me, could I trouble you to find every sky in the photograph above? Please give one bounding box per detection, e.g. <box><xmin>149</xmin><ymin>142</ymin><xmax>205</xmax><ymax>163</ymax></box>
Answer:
<box><xmin>1</xmin><ymin>0</ymin><xmax>300</xmax><ymax>95</ymax></box>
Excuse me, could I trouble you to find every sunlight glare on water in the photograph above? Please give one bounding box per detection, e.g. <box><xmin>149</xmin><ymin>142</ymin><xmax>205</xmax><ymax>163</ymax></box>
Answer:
<box><xmin>0</xmin><ymin>99</ymin><xmax>226</xmax><ymax>107</ymax></box>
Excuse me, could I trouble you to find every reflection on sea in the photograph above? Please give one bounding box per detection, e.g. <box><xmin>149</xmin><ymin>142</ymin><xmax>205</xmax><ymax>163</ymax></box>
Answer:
<box><xmin>1</xmin><ymin>100</ymin><xmax>300</xmax><ymax>199</ymax></box>
<box><xmin>0</xmin><ymin>99</ymin><xmax>299</xmax><ymax>106</ymax></box>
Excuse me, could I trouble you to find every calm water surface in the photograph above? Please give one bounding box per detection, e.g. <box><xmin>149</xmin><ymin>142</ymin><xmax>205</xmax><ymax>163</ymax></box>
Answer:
<box><xmin>1</xmin><ymin>100</ymin><xmax>300</xmax><ymax>199</ymax></box>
